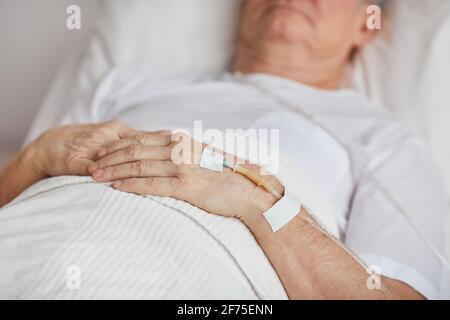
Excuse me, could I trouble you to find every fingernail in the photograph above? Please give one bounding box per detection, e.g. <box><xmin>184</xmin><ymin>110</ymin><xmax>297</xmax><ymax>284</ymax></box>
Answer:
<box><xmin>93</xmin><ymin>169</ymin><xmax>104</xmax><ymax>178</ymax></box>
<box><xmin>113</xmin><ymin>181</ymin><xmax>122</xmax><ymax>188</ymax></box>
<box><xmin>98</xmin><ymin>148</ymin><xmax>107</xmax><ymax>158</ymax></box>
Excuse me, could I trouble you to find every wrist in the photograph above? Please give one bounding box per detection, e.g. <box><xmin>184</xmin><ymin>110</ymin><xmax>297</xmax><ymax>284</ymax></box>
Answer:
<box><xmin>241</xmin><ymin>187</ymin><xmax>281</xmax><ymax>239</ymax></box>
<box><xmin>22</xmin><ymin>141</ymin><xmax>48</xmax><ymax>180</ymax></box>
<box><xmin>0</xmin><ymin>142</ymin><xmax>48</xmax><ymax>207</ymax></box>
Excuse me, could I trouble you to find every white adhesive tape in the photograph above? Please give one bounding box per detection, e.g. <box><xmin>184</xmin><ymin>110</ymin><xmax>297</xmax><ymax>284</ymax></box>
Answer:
<box><xmin>200</xmin><ymin>148</ymin><xmax>224</xmax><ymax>172</ymax></box>
<box><xmin>263</xmin><ymin>190</ymin><xmax>301</xmax><ymax>232</ymax></box>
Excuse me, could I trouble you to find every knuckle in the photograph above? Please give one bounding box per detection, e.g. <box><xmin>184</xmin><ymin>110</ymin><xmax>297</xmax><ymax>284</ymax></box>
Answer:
<box><xmin>171</xmin><ymin>177</ymin><xmax>185</xmax><ymax>197</ymax></box>
<box><xmin>173</xmin><ymin>162</ymin><xmax>184</xmax><ymax>174</ymax></box>
<box><xmin>144</xmin><ymin>178</ymin><xmax>154</xmax><ymax>188</ymax></box>
<box><xmin>172</xmin><ymin>178</ymin><xmax>183</xmax><ymax>190</ymax></box>
<box><xmin>143</xmin><ymin>160</ymin><xmax>153</xmax><ymax>173</ymax></box>
<box><xmin>180</xmin><ymin>132</ymin><xmax>190</xmax><ymax>140</ymax></box>
<box><xmin>176</xmin><ymin>173</ymin><xmax>188</xmax><ymax>186</ymax></box>
<box><xmin>173</xmin><ymin>132</ymin><xmax>190</xmax><ymax>143</ymax></box>
<box><xmin>132</xmin><ymin>162</ymin><xmax>141</xmax><ymax>175</ymax></box>
<box><xmin>126</xmin><ymin>144</ymin><xmax>142</xmax><ymax>158</ymax></box>
<box><xmin>167</xmin><ymin>142</ymin><xmax>177</xmax><ymax>157</ymax></box>
<box><xmin>133</xmin><ymin>160</ymin><xmax>147</xmax><ymax>176</ymax></box>
<box><xmin>106</xmin><ymin>167</ymin><xmax>117</xmax><ymax>178</ymax></box>
<box><xmin>110</xmin><ymin>166</ymin><xmax>119</xmax><ymax>178</ymax></box>
<box><xmin>162</xmin><ymin>134</ymin><xmax>172</xmax><ymax>145</ymax></box>
<box><xmin>134</xmin><ymin>134</ymin><xmax>147</xmax><ymax>146</ymax></box>
<box><xmin>168</xmin><ymin>141</ymin><xmax>178</xmax><ymax>150</ymax></box>
<box><xmin>98</xmin><ymin>157</ymin><xmax>109</xmax><ymax>168</ymax></box>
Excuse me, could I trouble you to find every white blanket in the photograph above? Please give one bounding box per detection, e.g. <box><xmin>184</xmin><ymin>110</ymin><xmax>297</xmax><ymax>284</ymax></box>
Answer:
<box><xmin>0</xmin><ymin>154</ymin><xmax>338</xmax><ymax>299</ymax></box>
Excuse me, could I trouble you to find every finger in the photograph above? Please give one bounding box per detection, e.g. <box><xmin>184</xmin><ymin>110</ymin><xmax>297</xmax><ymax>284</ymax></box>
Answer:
<box><xmin>98</xmin><ymin>133</ymin><xmax>172</xmax><ymax>158</ymax></box>
<box><xmin>112</xmin><ymin>177</ymin><xmax>180</xmax><ymax>197</ymax></box>
<box><xmin>92</xmin><ymin>160</ymin><xmax>178</xmax><ymax>182</ymax></box>
<box><xmin>92</xmin><ymin>145</ymin><xmax>173</xmax><ymax>171</ymax></box>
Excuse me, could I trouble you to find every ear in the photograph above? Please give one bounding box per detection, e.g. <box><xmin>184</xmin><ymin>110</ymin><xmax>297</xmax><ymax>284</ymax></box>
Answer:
<box><xmin>352</xmin><ymin>6</ymin><xmax>379</xmax><ymax>50</ymax></box>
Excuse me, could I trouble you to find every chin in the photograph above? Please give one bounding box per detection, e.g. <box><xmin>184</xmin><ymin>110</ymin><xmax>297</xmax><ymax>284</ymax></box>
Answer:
<box><xmin>261</xmin><ymin>17</ymin><xmax>309</xmax><ymax>43</ymax></box>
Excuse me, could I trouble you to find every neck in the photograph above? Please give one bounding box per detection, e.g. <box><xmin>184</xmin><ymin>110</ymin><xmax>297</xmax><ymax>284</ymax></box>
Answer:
<box><xmin>233</xmin><ymin>42</ymin><xmax>346</xmax><ymax>90</ymax></box>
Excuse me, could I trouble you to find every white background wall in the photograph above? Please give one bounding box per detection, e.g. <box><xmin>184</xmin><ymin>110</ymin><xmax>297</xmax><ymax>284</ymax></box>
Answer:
<box><xmin>0</xmin><ymin>0</ymin><xmax>100</xmax><ymax>153</ymax></box>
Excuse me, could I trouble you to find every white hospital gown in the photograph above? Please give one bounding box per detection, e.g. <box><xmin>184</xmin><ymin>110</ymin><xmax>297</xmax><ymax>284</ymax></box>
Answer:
<box><xmin>58</xmin><ymin>69</ymin><xmax>446</xmax><ymax>299</ymax></box>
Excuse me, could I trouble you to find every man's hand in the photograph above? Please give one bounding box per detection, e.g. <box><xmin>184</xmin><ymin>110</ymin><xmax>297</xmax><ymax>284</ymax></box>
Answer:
<box><xmin>90</xmin><ymin>132</ymin><xmax>282</xmax><ymax>221</ymax></box>
<box><xmin>0</xmin><ymin>120</ymin><xmax>136</xmax><ymax>207</ymax></box>
<box><xmin>32</xmin><ymin>120</ymin><xmax>136</xmax><ymax>178</ymax></box>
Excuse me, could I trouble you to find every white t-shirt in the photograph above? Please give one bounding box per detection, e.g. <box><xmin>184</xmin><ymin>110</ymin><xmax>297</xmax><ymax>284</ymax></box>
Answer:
<box><xmin>61</xmin><ymin>69</ymin><xmax>446</xmax><ymax>299</ymax></box>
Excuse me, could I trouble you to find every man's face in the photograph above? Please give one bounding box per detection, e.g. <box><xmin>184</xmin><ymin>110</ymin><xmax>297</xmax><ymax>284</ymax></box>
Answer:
<box><xmin>240</xmin><ymin>0</ymin><xmax>369</xmax><ymax>60</ymax></box>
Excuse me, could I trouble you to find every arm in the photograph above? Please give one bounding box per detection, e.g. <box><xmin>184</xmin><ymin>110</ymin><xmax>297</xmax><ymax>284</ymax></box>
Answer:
<box><xmin>242</xmin><ymin>193</ymin><xmax>425</xmax><ymax>300</ymax></box>
<box><xmin>91</xmin><ymin>132</ymin><xmax>426</xmax><ymax>300</ymax></box>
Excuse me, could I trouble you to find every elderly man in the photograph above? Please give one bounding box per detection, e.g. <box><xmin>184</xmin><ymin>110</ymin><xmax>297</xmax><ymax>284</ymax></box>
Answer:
<box><xmin>0</xmin><ymin>0</ymin><xmax>444</xmax><ymax>299</ymax></box>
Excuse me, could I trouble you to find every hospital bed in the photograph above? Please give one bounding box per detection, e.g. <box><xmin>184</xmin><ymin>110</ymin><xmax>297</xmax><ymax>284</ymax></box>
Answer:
<box><xmin>2</xmin><ymin>0</ymin><xmax>450</xmax><ymax>298</ymax></box>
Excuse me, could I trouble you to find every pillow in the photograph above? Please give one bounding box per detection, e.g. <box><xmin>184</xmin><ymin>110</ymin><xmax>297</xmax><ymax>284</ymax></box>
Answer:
<box><xmin>25</xmin><ymin>0</ymin><xmax>242</xmax><ymax>144</ymax></box>
<box><xmin>94</xmin><ymin>0</ymin><xmax>242</xmax><ymax>75</ymax></box>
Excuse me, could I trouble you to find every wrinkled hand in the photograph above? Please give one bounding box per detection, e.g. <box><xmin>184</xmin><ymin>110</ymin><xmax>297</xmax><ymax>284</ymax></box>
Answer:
<box><xmin>89</xmin><ymin>132</ymin><xmax>282</xmax><ymax>221</ymax></box>
<box><xmin>33</xmin><ymin>121</ymin><xmax>137</xmax><ymax>177</ymax></box>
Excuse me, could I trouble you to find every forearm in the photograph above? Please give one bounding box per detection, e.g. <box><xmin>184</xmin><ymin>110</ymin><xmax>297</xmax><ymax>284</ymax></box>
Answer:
<box><xmin>0</xmin><ymin>145</ymin><xmax>46</xmax><ymax>207</ymax></box>
<box><xmin>243</xmin><ymin>202</ymin><xmax>424</xmax><ymax>300</ymax></box>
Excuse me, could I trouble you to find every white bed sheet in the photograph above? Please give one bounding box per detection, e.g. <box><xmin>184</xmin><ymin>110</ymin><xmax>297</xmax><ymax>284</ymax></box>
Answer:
<box><xmin>0</xmin><ymin>176</ymin><xmax>285</xmax><ymax>299</ymax></box>
<box><xmin>0</xmin><ymin>146</ymin><xmax>340</xmax><ymax>299</ymax></box>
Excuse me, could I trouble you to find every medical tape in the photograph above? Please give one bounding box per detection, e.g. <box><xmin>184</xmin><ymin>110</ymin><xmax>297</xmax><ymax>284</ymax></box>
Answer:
<box><xmin>200</xmin><ymin>147</ymin><xmax>224</xmax><ymax>172</ymax></box>
<box><xmin>263</xmin><ymin>190</ymin><xmax>302</xmax><ymax>232</ymax></box>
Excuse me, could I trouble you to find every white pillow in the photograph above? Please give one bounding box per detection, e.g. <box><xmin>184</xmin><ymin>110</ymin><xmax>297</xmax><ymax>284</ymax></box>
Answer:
<box><xmin>95</xmin><ymin>0</ymin><xmax>242</xmax><ymax>76</ymax></box>
<box><xmin>25</xmin><ymin>0</ymin><xmax>242</xmax><ymax>144</ymax></box>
